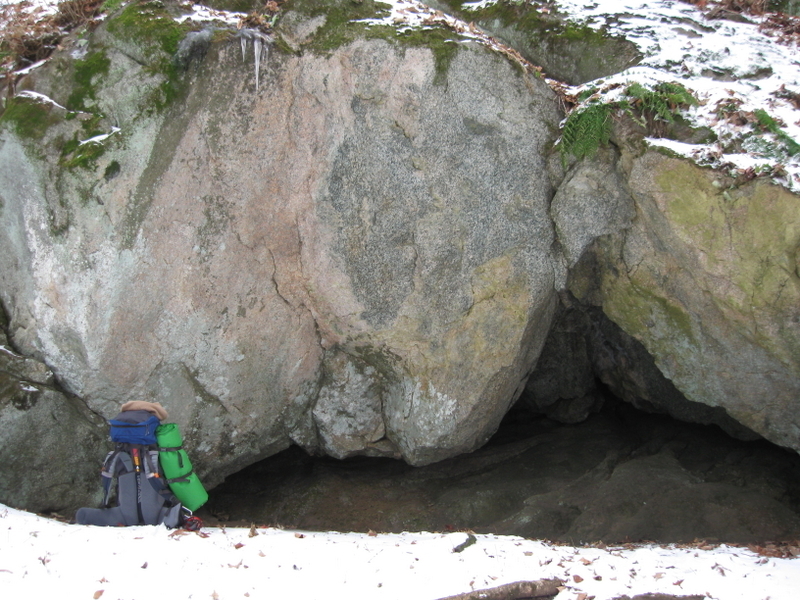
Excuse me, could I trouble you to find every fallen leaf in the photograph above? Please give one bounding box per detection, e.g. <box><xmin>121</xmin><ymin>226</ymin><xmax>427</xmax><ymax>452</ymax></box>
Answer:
<box><xmin>295</xmin><ymin>533</ymin><xmax>305</xmax><ymax>539</ymax></box>
<box><xmin>248</xmin><ymin>523</ymin><xmax>259</xmax><ymax>538</ymax></box>
<box><xmin>93</xmin><ymin>592</ymin><xmax>104</xmax><ymax>600</ymax></box>
<box><xmin>169</xmin><ymin>530</ymin><xmax>188</xmax><ymax>538</ymax></box>
<box><xmin>141</xmin><ymin>562</ymin><xmax>148</xmax><ymax>569</ymax></box>
<box><xmin>524</xmin><ymin>551</ymin><xmax>533</xmax><ymax>556</ymax></box>
<box><xmin>654</xmin><ymin>572</ymin><xmax>664</xmax><ymax>580</ymax></box>
<box><xmin>577</xmin><ymin>594</ymin><xmax>588</xmax><ymax>600</ymax></box>
<box><xmin>573</xmin><ymin>575</ymin><xmax>584</xmax><ymax>583</ymax></box>
<box><xmin>234</xmin><ymin>543</ymin><xmax>245</xmax><ymax>550</ymax></box>
<box><xmin>673</xmin><ymin>579</ymin><xmax>684</xmax><ymax>587</ymax></box>
<box><xmin>258</xmin><ymin>551</ymin><xmax>266</xmax><ymax>557</ymax></box>
<box><xmin>368</xmin><ymin>530</ymin><xmax>377</xmax><ymax>537</ymax></box>
<box><xmin>580</xmin><ymin>558</ymin><xmax>594</xmax><ymax>565</ymax></box>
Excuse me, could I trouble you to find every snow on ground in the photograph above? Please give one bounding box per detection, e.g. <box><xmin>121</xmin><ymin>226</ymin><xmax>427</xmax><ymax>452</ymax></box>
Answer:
<box><xmin>2</xmin><ymin>503</ymin><xmax>799</xmax><ymax>600</ymax></box>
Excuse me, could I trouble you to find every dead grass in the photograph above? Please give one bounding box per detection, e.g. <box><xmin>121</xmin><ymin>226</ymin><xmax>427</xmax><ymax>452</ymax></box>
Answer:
<box><xmin>1</xmin><ymin>0</ymin><xmax>104</xmax><ymax>74</ymax></box>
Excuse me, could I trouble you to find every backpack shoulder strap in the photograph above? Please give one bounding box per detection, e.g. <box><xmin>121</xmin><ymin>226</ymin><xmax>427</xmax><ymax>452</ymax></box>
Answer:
<box><xmin>101</xmin><ymin>445</ymin><xmax>134</xmax><ymax>507</ymax></box>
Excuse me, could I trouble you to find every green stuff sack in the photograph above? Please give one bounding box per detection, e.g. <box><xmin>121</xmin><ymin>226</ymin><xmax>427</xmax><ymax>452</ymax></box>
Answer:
<box><xmin>155</xmin><ymin>423</ymin><xmax>208</xmax><ymax>511</ymax></box>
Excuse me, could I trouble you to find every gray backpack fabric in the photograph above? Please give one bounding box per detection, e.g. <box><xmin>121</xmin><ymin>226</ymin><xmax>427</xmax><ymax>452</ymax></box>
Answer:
<box><xmin>75</xmin><ymin>424</ymin><xmax>184</xmax><ymax>529</ymax></box>
<box><xmin>76</xmin><ymin>450</ymin><xmax>182</xmax><ymax>527</ymax></box>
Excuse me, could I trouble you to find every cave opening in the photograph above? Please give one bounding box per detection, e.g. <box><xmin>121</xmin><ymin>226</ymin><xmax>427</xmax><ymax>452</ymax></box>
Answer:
<box><xmin>201</xmin><ymin>386</ymin><xmax>800</xmax><ymax>546</ymax></box>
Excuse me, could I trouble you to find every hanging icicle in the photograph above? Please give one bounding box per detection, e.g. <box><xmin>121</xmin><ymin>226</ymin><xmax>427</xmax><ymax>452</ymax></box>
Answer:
<box><xmin>235</xmin><ymin>28</ymin><xmax>274</xmax><ymax>91</ymax></box>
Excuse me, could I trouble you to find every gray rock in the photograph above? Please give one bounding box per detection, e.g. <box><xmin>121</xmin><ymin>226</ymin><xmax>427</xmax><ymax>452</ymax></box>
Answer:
<box><xmin>574</xmin><ymin>152</ymin><xmax>800</xmax><ymax>452</ymax></box>
<box><xmin>551</xmin><ymin>148</ymin><xmax>636</xmax><ymax>267</ymax></box>
<box><xmin>0</xmin><ymin>380</ymin><xmax>107</xmax><ymax>516</ymax></box>
<box><xmin>0</xmin><ymin>10</ymin><xmax>563</xmax><ymax>502</ymax></box>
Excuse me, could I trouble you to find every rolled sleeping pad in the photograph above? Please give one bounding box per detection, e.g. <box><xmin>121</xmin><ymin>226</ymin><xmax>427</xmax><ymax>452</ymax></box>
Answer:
<box><xmin>155</xmin><ymin>423</ymin><xmax>208</xmax><ymax>511</ymax></box>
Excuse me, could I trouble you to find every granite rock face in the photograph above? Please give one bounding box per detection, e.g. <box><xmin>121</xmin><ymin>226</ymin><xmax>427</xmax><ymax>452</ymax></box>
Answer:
<box><xmin>0</xmin><ymin>7</ymin><xmax>562</xmax><ymax>506</ymax></box>
<box><xmin>1</xmin><ymin>4</ymin><xmax>800</xmax><ymax>517</ymax></box>
<box><xmin>564</xmin><ymin>152</ymin><xmax>800</xmax><ymax>448</ymax></box>
<box><xmin>1</xmin><ymin>307</ymin><xmax>107</xmax><ymax>515</ymax></box>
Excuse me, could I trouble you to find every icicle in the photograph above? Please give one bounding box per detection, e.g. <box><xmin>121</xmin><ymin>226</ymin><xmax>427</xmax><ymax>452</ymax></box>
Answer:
<box><xmin>235</xmin><ymin>28</ymin><xmax>275</xmax><ymax>91</ymax></box>
<box><xmin>254</xmin><ymin>37</ymin><xmax>262</xmax><ymax>90</ymax></box>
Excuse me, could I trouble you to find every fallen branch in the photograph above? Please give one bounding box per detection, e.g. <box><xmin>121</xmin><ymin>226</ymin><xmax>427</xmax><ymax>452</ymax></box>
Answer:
<box><xmin>434</xmin><ymin>578</ymin><xmax>563</xmax><ymax>600</ymax></box>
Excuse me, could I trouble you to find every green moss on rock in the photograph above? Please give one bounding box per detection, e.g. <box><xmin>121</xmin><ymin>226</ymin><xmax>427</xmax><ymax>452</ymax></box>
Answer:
<box><xmin>107</xmin><ymin>1</ymin><xmax>187</xmax><ymax>57</ymax></box>
<box><xmin>61</xmin><ymin>141</ymin><xmax>106</xmax><ymax>171</ymax></box>
<box><xmin>440</xmin><ymin>0</ymin><xmax>640</xmax><ymax>85</ymax></box>
<box><xmin>283</xmin><ymin>0</ymin><xmax>466</xmax><ymax>84</ymax></box>
<box><xmin>284</xmin><ymin>0</ymin><xmax>391</xmax><ymax>53</ymax></box>
<box><xmin>0</xmin><ymin>97</ymin><xmax>60</xmax><ymax>140</ymax></box>
<box><xmin>66</xmin><ymin>50</ymin><xmax>111</xmax><ymax>112</ymax></box>
<box><xmin>105</xmin><ymin>0</ymin><xmax>192</xmax><ymax>110</ymax></box>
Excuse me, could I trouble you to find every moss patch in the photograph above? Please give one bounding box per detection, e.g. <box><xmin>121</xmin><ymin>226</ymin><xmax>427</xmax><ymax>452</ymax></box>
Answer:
<box><xmin>284</xmin><ymin>0</ymin><xmax>460</xmax><ymax>84</ymax></box>
<box><xmin>624</xmin><ymin>157</ymin><xmax>800</xmax><ymax>369</ymax></box>
<box><xmin>442</xmin><ymin>0</ymin><xmax>613</xmax><ymax>48</ymax></box>
<box><xmin>0</xmin><ymin>96</ymin><xmax>60</xmax><ymax>140</ymax></box>
<box><xmin>603</xmin><ymin>275</ymin><xmax>698</xmax><ymax>360</ymax></box>
<box><xmin>60</xmin><ymin>141</ymin><xmax>106</xmax><ymax>170</ymax></box>
<box><xmin>392</xmin><ymin>27</ymin><xmax>460</xmax><ymax>86</ymax></box>
<box><xmin>439</xmin><ymin>0</ymin><xmax>641</xmax><ymax>85</ymax></box>
<box><xmin>66</xmin><ymin>50</ymin><xmax>111</xmax><ymax>112</ymax></box>
<box><xmin>284</xmin><ymin>0</ymin><xmax>390</xmax><ymax>53</ymax></box>
<box><xmin>652</xmin><ymin>160</ymin><xmax>800</xmax><ymax>319</ymax></box>
<box><xmin>203</xmin><ymin>0</ymin><xmax>264</xmax><ymax>12</ymax></box>
<box><xmin>106</xmin><ymin>1</ymin><xmax>187</xmax><ymax>57</ymax></box>
<box><xmin>105</xmin><ymin>1</ymin><xmax>192</xmax><ymax>110</ymax></box>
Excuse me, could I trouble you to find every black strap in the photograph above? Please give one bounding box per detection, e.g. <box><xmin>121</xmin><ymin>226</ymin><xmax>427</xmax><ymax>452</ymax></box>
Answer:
<box><xmin>158</xmin><ymin>446</ymin><xmax>185</xmax><ymax>469</ymax></box>
<box><xmin>164</xmin><ymin>469</ymin><xmax>194</xmax><ymax>485</ymax></box>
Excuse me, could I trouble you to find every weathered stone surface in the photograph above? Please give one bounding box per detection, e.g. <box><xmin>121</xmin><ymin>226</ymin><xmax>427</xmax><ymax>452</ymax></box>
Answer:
<box><xmin>313</xmin><ymin>350</ymin><xmax>395</xmax><ymax>460</ymax></box>
<box><xmin>2</xmin><ymin>2</ymin><xmax>800</xmax><ymax>519</ymax></box>
<box><xmin>550</xmin><ymin>148</ymin><xmax>636</xmax><ymax>267</ymax></box>
<box><xmin>1</xmin><ymin>302</ymin><xmax>107</xmax><ymax>515</ymax></box>
<box><xmin>571</xmin><ymin>153</ymin><xmax>800</xmax><ymax>451</ymax></box>
<box><xmin>523</xmin><ymin>299</ymin><xmax>760</xmax><ymax>440</ymax></box>
<box><xmin>0</xmin><ymin>378</ymin><xmax>107</xmax><ymax>515</ymax></box>
<box><xmin>0</xmin><ymin>8</ymin><xmax>562</xmax><ymax>508</ymax></box>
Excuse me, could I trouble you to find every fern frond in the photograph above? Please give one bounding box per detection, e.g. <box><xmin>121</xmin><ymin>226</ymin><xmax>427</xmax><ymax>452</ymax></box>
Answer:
<box><xmin>560</xmin><ymin>102</ymin><xmax>613</xmax><ymax>165</ymax></box>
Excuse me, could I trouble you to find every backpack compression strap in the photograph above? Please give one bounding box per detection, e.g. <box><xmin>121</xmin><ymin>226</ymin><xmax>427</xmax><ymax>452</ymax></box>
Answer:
<box><xmin>158</xmin><ymin>445</ymin><xmax>195</xmax><ymax>483</ymax></box>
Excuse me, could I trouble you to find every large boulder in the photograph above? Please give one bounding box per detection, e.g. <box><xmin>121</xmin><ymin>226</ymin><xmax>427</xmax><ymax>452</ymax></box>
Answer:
<box><xmin>0</xmin><ymin>330</ymin><xmax>107</xmax><ymax>515</ymax></box>
<box><xmin>0</xmin><ymin>1</ymin><xmax>562</xmax><ymax>504</ymax></box>
<box><xmin>570</xmin><ymin>152</ymin><xmax>800</xmax><ymax>450</ymax></box>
